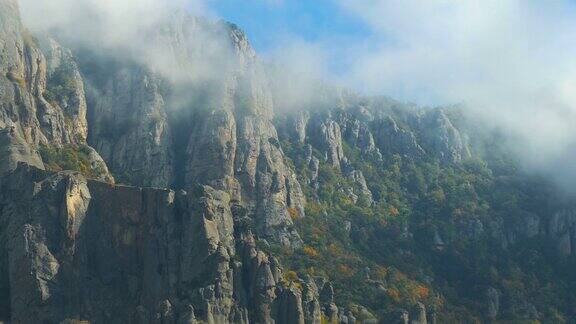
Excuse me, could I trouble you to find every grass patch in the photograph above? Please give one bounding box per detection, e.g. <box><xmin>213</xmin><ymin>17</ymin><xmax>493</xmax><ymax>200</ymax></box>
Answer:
<box><xmin>44</xmin><ymin>62</ymin><xmax>77</xmax><ymax>105</ymax></box>
<box><xmin>5</xmin><ymin>71</ymin><xmax>26</xmax><ymax>88</ymax></box>
<box><xmin>39</xmin><ymin>144</ymin><xmax>104</xmax><ymax>180</ymax></box>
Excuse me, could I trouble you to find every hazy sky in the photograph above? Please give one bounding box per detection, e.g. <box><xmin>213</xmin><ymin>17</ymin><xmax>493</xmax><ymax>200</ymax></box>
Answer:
<box><xmin>208</xmin><ymin>0</ymin><xmax>372</xmax><ymax>53</ymax></box>
<box><xmin>210</xmin><ymin>0</ymin><xmax>576</xmax><ymax>104</ymax></box>
<box><xmin>210</xmin><ymin>0</ymin><xmax>576</xmax><ymax>189</ymax></box>
<box><xmin>18</xmin><ymin>0</ymin><xmax>576</xmax><ymax>190</ymax></box>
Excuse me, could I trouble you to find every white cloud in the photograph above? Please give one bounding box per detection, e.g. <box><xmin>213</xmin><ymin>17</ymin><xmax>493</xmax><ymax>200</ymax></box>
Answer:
<box><xmin>19</xmin><ymin>0</ymin><xmax>209</xmax><ymax>49</ymax></box>
<box><xmin>323</xmin><ymin>0</ymin><xmax>576</xmax><ymax>187</ymax></box>
<box><xmin>17</xmin><ymin>0</ymin><xmax>576</xmax><ymax>189</ymax></box>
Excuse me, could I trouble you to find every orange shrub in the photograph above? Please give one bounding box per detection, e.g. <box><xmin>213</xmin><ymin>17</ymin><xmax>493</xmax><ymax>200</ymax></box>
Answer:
<box><xmin>312</xmin><ymin>227</ymin><xmax>324</xmax><ymax>241</ymax></box>
<box><xmin>288</xmin><ymin>207</ymin><xmax>300</xmax><ymax>220</ymax></box>
<box><xmin>415</xmin><ymin>285</ymin><xmax>430</xmax><ymax>299</ymax></box>
<box><xmin>338</xmin><ymin>264</ymin><xmax>354</xmax><ymax>277</ymax></box>
<box><xmin>303</xmin><ymin>246</ymin><xmax>320</xmax><ymax>258</ymax></box>
<box><xmin>328</xmin><ymin>243</ymin><xmax>341</xmax><ymax>256</ymax></box>
<box><xmin>387</xmin><ymin>288</ymin><xmax>401</xmax><ymax>302</ymax></box>
<box><xmin>284</xmin><ymin>270</ymin><xmax>299</xmax><ymax>282</ymax></box>
<box><xmin>374</xmin><ymin>266</ymin><xmax>389</xmax><ymax>280</ymax></box>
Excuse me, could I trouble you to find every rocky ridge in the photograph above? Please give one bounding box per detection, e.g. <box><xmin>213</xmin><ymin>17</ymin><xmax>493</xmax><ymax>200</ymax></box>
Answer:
<box><xmin>0</xmin><ymin>164</ymin><xmax>327</xmax><ymax>323</ymax></box>
<box><xmin>1</xmin><ymin>0</ymin><xmax>576</xmax><ymax>322</ymax></box>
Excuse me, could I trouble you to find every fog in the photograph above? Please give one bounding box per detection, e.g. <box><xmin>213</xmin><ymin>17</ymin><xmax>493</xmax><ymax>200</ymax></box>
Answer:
<box><xmin>19</xmin><ymin>0</ymin><xmax>241</xmax><ymax>84</ymax></box>
<box><xmin>263</xmin><ymin>0</ymin><xmax>576</xmax><ymax>191</ymax></box>
<box><xmin>18</xmin><ymin>0</ymin><xmax>576</xmax><ymax>191</ymax></box>
<box><xmin>334</xmin><ymin>0</ymin><xmax>576</xmax><ymax>190</ymax></box>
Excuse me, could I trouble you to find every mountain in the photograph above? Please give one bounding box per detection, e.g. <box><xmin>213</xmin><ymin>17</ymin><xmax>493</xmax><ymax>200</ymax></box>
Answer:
<box><xmin>1</xmin><ymin>0</ymin><xmax>576</xmax><ymax>323</ymax></box>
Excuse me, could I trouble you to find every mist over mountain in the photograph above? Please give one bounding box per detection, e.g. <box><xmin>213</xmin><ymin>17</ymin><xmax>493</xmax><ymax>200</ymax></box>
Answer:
<box><xmin>1</xmin><ymin>0</ymin><xmax>576</xmax><ymax>323</ymax></box>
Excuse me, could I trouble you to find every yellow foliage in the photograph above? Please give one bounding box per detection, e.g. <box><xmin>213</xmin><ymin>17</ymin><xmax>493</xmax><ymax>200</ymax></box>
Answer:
<box><xmin>328</xmin><ymin>243</ymin><xmax>341</xmax><ymax>256</ymax></box>
<box><xmin>285</xmin><ymin>270</ymin><xmax>299</xmax><ymax>282</ymax></box>
<box><xmin>431</xmin><ymin>189</ymin><xmax>446</xmax><ymax>203</ymax></box>
<box><xmin>288</xmin><ymin>207</ymin><xmax>300</xmax><ymax>220</ymax></box>
<box><xmin>389</xmin><ymin>206</ymin><xmax>400</xmax><ymax>217</ymax></box>
<box><xmin>338</xmin><ymin>264</ymin><xmax>354</xmax><ymax>277</ymax></box>
<box><xmin>303</xmin><ymin>246</ymin><xmax>320</xmax><ymax>258</ymax></box>
<box><xmin>312</xmin><ymin>227</ymin><xmax>324</xmax><ymax>241</ymax></box>
<box><xmin>415</xmin><ymin>285</ymin><xmax>430</xmax><ymax>299</ymax></box>
<box><xmin>387</xmin><ymin>288</ymin><xmax>401</xmax><ymax>302</ymax></box>
<box><xmin>282</xmin><ymin>271</ymin><xmax>303</xmax><ymax>290</ymax></box>
<box><xmin>374</xmin><ymin>266</ymin><xmax>389</xmax><ymax>280</ymax></box>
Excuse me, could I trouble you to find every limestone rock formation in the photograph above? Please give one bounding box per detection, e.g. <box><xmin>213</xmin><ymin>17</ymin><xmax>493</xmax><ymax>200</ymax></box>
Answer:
<box><xmin>0</xmin><ymin>0</ymin><xmax>112</xmax><ymax>180</ymax></box>
<box><xmin>2</xmin><ymin>0</ymin><xmax>576</xmax><ymax>323</ymax></box>
<box><xmin>0</xmin><ymin>164</ymin><xmax>326</xmax><ymax>324</ymax></box>
<box><xmin>80</xmin><ymin>13</ymin><xmax>305</xmax><ymax>247</ymax></box>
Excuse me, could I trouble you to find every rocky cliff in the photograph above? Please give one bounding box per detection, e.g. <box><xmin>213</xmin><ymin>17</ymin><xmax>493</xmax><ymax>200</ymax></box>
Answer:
<box><xmin>81</xmin><ymin>13</ymin><xmax>305</xmax><ymax>247</ymax></box>
<box><xmin>0</xmin><ymin>164</ymin><xmax>326</xmax><ymax>323</ymax></box>
<box><xmin>1</xmin><ymin>0</ymin><xmax>576</xmax><ymax>323</ymax></box>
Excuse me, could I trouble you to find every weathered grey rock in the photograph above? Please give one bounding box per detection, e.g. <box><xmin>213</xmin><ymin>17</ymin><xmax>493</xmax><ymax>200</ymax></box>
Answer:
<box><xmin>0</xmin><ymin>0</ymin><xmax>112</xmax><ymax>181</ymax></box>
<box><xmin>346</xmin><ymin>170</ymin><xmax>373</xmax><ymax>205</ymax></box>
<box><xmin>309</xmin><ymin>118</ymin><xmax>346</xmax><ymax>168</ymax></box>
<box><xmin>285</xmin><ymin>111</ymin><xmax>310</xmax><ymax>144</ymax></box>
<box><xmin>41</xmin><ymin>37</ymin><xmax>89</xmax><ymax>142</ymax></box>
<box><xmin>79</xmin><ymin>14</ymin><xmax>306</xmax><ymax>246</ymax></box>
<box><xmin>275</xmin><ymin>283</ymin><xmax>305</xmax><ymax>324</ymax></box>
<box><xmin>339</xmin><ymin>309</ymin><xmax>356</xmax><ymax>324</ymax></box>
<box><xmin>372</xmin><ymin>116</ymin><xmax>425</xmax><ymax>158</ymax></box>
<box><xmin>0</xmin><ymin>164</ymin><xmax>322</xmax><ymax>323</ymax></box>
<box><xmin>409</xmin><ymin>303</ymin><xmax>427</xmax><ymax>324</ymax></box>
<box><xmin>301</xmin><ymin>277</ymin><xmax>322</xmax><ymax>324</ymax></box>
<box><xmin>548</xmin><ymin>210</ymin><xmax>576</xmax><ymax>256</ymax></box>
<box><xmin>0</xmin><ymin>126</ymin><xmax>44</xmax><ymax>174</ymax></box>
<box><xmin>340</xmin><ymin>115</ymin><xmax>381</xmax><ymax>159</ymax></box>
<box><xmin>485</xmin><ymin>287</ymin><xmax>500</xmax><ymax>320</ymax></box>
<box><xmin>88</xmin><ymin>66</ymin><xmax>172</xmax><ymax>187</ymax></box>
<box><xmin>385</xmin><ymin>310</ymin><xmax>409</xmax><ymax>324</ymax></box>
<box><xmin>431</xmin><ymin>227</ymin><xmax>445</xmax><ymax>251</ymax></box>
<box><xmin>417</xmin><ymin>109</ymin><xmax>471</xmax><ymax>163</ymax></box>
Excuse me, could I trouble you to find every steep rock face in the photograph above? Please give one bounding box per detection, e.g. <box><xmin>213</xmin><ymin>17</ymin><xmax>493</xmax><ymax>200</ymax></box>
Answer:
<box><xmin>372</xmin><ymin>116</ymin><xmax>424</xmax><ymax>158</ymax></box>
<box><xmin>341</xmin><ymin>117</ymin><xmax>381</xmax><ymax>160</ymax></box>
<box><xmin>88</xmin><ymin>67</ymin><xmax>172</xmax><ymax>187</ymax></box>
<box><xmin>416</xmin><ymin>109</ymin><xmax>471</xmax><ymax>163</ymax></box>
<box><xmin>546</xmin><ymin>209</ymin><xmax>576</xmax><ymax>256</ymax></box>
<box><xmin>0</xmin><ymin>126</ymin><xmax>43</xmax><ymax>173</ymax></box>
<box><xmin>41</xmin><ymin>37</ymin><xmax>89</xmax><ymax>142</ymax></box>
<box><xmin>276</xmin><ymin>97</ymin><xmax>472</xmax><ymax>170</ymax></box>
<box><xmin>309</xmin><ymin>117</ymin><xmax>346</xmax><ymax>169</ymax></box>
<box><xmin>0</xmin><ymin>0</ymin><xmax>112</xmax><ymax>181</ymax></box>
<box><xmin>81</xmin><ymin>14</ymin><xmax>304</xmax><ymax>246</ymax></box>
<box><xmin>345</xmin><ymin>170</ymin><xmax>373</xmax><ymax>205</ymax></box>
<box><xmin>0</xmin><ymin>164</ymin><xmax>322</xmax><ymax>323</ymax></box>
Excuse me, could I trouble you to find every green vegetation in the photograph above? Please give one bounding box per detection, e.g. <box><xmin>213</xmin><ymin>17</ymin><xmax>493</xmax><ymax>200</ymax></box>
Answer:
<box><xmin>39</xmin><ymin>144</ymin><xmax>103</xmax><ymax>180</ymax></box>
<box><xmin>274</xmin><ymin>129</ymin><xmax>574</xmax><ymax>322</ymax></box>
<box><xmin>43</xmin><ymin>62</ymin><xmax>77</xmax><ymax>106</ymax></box>
<box><xmin>5</xmin><ymin>71</ymin><xmax>26</xmax><ymax>88</ymax></box>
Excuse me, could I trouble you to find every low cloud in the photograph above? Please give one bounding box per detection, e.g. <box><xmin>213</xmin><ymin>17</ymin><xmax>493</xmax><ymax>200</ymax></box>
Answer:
<box><xmin>340</xmin><ymin>0</ymin><xmax>576</xmax><ymax>188</ymax></box>
<box><xmin>265</xmin><ymin>0</ymin><xmax>576</xmax><ymax>190</ymax></box>
<box><xmin>18</xmin><ymin>0</ymin><xmax>576</xmax><ymax>190</ymax></box>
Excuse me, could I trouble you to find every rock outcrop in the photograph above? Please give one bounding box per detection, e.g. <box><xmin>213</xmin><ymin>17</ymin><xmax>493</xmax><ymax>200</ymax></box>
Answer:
<box><xmin>2</xmin><ymin>0</ymin><xmax>576</xmax><ymax>323</ymax></box>
<box><xmin>0</xmin><ymin>164</ymin><xmax>323</xmax><ymax>324</ymax></box>
<box><xmin>0</xmin><ymin>0</ymin><xmax>112</xmax><ymax>181</ymax></box>
<box><xmin>81</xmin><ymin>14</ymin><xmax>305</xmax><ymax>247</ymax></box>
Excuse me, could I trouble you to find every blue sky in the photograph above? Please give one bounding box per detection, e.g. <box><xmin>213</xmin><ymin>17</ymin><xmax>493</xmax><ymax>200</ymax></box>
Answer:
<box><xmin>19</xmin><ymin>0</ymin><xmax>576</xmax><ymax>187</ymax></box>
<box><xmin>207</xmin><ymin>0</ymin><xmax>373</xmax><ymax>53</ymax></box>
